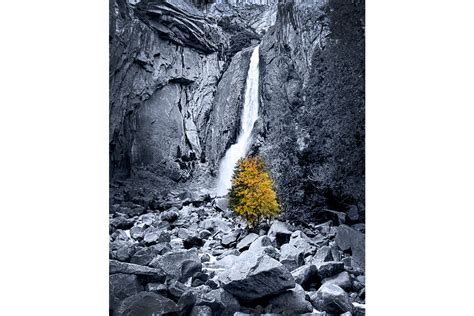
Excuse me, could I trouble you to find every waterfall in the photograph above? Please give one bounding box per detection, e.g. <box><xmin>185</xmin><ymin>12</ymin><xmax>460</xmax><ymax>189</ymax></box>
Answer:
<box><xmin>216</xmin><ymin>45</ymin><xmax>260</xmax><ymax>196</ymax></box>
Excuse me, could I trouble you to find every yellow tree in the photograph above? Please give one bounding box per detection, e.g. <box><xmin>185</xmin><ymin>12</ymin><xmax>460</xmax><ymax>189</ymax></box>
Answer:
<box><xmin>228</xmin><ymin>156</ymin><xmax>280</xmax><ymax>226</ymax></box>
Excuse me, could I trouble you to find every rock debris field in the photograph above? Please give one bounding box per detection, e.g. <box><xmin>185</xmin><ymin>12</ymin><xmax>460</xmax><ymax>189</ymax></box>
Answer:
<box><xmin>109</xmin><ymin>190</ymin><xmax>366</xmax><ymax>315</ymax></box>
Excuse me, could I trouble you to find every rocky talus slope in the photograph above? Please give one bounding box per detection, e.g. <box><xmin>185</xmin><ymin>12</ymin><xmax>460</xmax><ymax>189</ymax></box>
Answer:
<box><xmin>110</xmin><ymin>189</ymin><xmax>365</xmax><ymax>315</ymax></box>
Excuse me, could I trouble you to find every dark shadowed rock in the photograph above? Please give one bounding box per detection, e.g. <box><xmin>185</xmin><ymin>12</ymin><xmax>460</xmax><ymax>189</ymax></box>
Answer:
<box><xmin>268</xmin><ymin>221</ymin><xmax>293</xmax><ymax>246</ymax></box>
<box><xmin>317</xmin><ymin>261</ymin><xmax>345</xmax><ymax>279</ymax></box>
<box><xmin>115</xmin><ymin>291</ymin><xmax>179</xmax><ymax>316</ymax></box>
<box><xmin>130</xmin><ymin>246</ymin><xmax>160</xmax><ymax>266</ymax></box>
<box><xmin>195</xmin><ymin>288</ymin><xmax>240</xmax><ymax>315</ymax></box>
<box><xmin>268</xmin><ymin>284</ymin><xmax>313</xmax><ymax>314</ymax></box>
<box><xmin>336</xmin><ymin>225</ymin><xmax>365</xmax><ymax>270</ymax></box>
<box><xmin>180</xmin><ymin>260</ymin><xmax>203</xmax><ymax>281</ymax></box>
<box><xmin>110</xmin><ymin>274</ymin><xmax>142</xmax><ymax>311</ymax></box>
<box><xmin>291</xmin><ymin>264</ymin><xmax>318</xmax><ymax>289</ymax></box>
<box><xmin>309</xmin><ymin>283</ymin><xmax>353</xmax><ymax>315</ymax></box>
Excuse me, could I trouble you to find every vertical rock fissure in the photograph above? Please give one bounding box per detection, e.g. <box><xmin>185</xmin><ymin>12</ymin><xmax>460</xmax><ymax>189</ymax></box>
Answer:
<box><xmin>216</xmin><ymin>45</ymin><xmax>260</xmax><ymax>196</ymax></box>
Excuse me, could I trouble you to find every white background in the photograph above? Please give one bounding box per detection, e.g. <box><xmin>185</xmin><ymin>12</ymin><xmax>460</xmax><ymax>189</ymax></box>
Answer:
<box><xmin>1</xmin><ymin>0</ymin><xmax>473</xmax><ymax>314</ymax></box>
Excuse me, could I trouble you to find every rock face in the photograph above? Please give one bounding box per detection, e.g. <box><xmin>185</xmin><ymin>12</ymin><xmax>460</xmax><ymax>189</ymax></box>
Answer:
<box><xmin>109</xmin><ymin>190</ymin><xmax>365</xmax><ymax>315</ymax></box>
<box><xmin>258</xmin><ymin>0</ymin><xmax>365</xmax><ymax>223</ymax></box>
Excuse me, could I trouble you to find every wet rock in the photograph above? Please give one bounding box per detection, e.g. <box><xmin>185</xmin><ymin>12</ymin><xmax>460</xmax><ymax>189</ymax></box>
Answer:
<box><xmin>268</xmin><ymin>221</ymin><xmax>293</xmax><ymax>246</ymax></box>
<box><xmin>279</xmin><ymin>244</ymin><xmax>304</xmax><ymax>272</ymax></box>
<box><xmin>336</xmin><ymin>225</ymin><xmax>365</xmax><ymax>270</ymax></box>
<box><xmin>216</xmin><ymin>250</ymin><xmax>295</xmax><ymax>301</ymax></box>
<box><xmin>115</xmin><ymin>291</ymin><xmax>179</xmax><ymax>316</ymax></box>
<box><xmin>309</xmin><ymin>283</ymin><xmax>353</xmax><ymax>315</ymax></box>
<box><xmin>267</xmin><ymin>284</ymin><xmax>313</xmax><ymax>314</ymax></box>
<box><xmin>236</xmin><ymin>233</ymin><xmax>259</xmax><ymax>251</ymax></box>
<box><xmin>109</xmin><ymin>274</ymin><xmax>142</xmax><ymax>311</ymax></box>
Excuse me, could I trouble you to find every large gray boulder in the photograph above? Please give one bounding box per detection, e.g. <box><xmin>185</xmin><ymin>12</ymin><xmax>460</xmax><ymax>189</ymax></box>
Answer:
<box><xmin>151</xmin><ymin>248</ymin><xmax>200</xmax><ymax>280</ymax></box>
<box><xmin>267</xmin><ymin>284</ymin><xmax>313</xmax><ymax>314</ymax></box>
<box><xmin>322</xmin><ymin>271</ymin><xmax>352</xmax><ymax>291</ymax></box>
<box><xmin>109</xmin><ymin>274</ymin><xmax>142</xmax><ymax>311</ymax></box>
<box><xmin>336</xmin><ymin>225</ymin><xmax>365</xmax><ymax>270</ymax></box>
<box><xmin>236</xmin><ymin>233</ymin><xmax>259</xmax><ymax>251</ymax></box>
<box><xmin>291</xmin><ymin>264</ymin><xmax>318</xmax><ymax>289</ymax></box>
<box><xmin>215</xmin><ymin>250</ymin><xmax>295</xmax><ymax>301</ymax></box>
<box><xmin>279</xmin><ymin>243</ymin><xmax>305</xmax><ymax>272</ymax></box>
<box><xmin>115</xmin><ymin>291</ymin><xmax>179</xmax><ymax>316</ymax></box>
<box><xmin>309</xmin><ymin>283</ymin><xmax>353</xmax><ymax>315</ymax></box>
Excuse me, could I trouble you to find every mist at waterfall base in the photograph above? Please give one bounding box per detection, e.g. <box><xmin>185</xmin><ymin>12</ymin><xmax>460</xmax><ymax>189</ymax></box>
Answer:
<box><xmin>216</xmin><ymin>46</ymin><xmax>260</xmax><ymax>196</ymax></box>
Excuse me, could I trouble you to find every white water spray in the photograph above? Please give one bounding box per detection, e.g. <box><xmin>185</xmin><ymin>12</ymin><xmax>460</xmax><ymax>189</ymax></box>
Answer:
<box><xmin>216</xmin><ymin>45</ymin><xmax>260</xmax><ymax>196</ymax></box>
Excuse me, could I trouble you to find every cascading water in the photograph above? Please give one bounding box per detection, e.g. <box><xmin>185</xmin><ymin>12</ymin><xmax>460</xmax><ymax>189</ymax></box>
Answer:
<box><xmin>216</xmin><ymin>45</ymin><xmax>260</xmax><ymax>196</ymax></box>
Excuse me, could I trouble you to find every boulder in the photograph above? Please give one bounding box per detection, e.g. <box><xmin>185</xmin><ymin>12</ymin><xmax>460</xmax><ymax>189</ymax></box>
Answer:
<box><xmin>110</xmin><ymin>260</ymin><xmax>166</xmax><ymax>283</ymax></box>
<box><xmin>279</xmin><ymin>244</ymin><xmax>305</xmax><ymax>272</ymax></box>
<box><xmin>267</xmin><ymin>284</ymin><xmax>313</xmax><ymax>314</ymax></box>
<box><xmin>215</xmin><ymin>197</ymin><xmax>229</xmax><ymax>211</ymax></box>
<box><xmin>161</xmin><ymin>209</ymin><xmax>179</xmax><ymax>223</ymax></box>
<box><xmin>322</xmin><ymin>271</ymin><xmax>352</xmax><ymax>291</ymax></box>
<box><xmin>190</xmin><ymin>305</ymin><xmax>212</xmax><ymax>316</ymax></box>
<box><xmin>291</xmin><ymin>264</ymin><xmax>318</xmax><ymax>289</ymax></box>
<box><xmin>115</xmin><ymin>291</ymin><xmax>179</xmax><ymax>316</ymax></box>
<box><xmin>289</xmin><ymin>231</ymin><xmax>316</xmax><ymax>255</ymax></box>
<box><xmin>317</xmin><ymin>261</ymin><xmax>345</xmax><ymax>279</ymax></box>
<box><xmin>180</xmin><ymin>260</ymin><xmax>203</xmax><ymax>281</ymax></box>
<box><xmin>311</xmin><ymin>246</ymin><xmax>334</xmax><ymax>268</ymax></box>
<box><xmin>216</xmin><ymin>250</ymin><xmax>295</xmax><ymax>301</ymax></box>
<box><xmin>109</xmin><ymin>274</ymin><xmax>142</xmax><ymax>311</ymax></box>
<box><xmin>146</xmin><ymin>283</ymin><xmax>168</xmax><ymax>295</ymax></box>
<box><xmin>130</xmin><ymin>246</ymin><xmax>159</xmax><ymax>266</ymax></box>
<box><xmin>336</xmin><ymin>225</ymin><xmax>365</xmax><ymax>270</ymax></box>
<box><xmin>309</xmin><ymin>283</ymin><xmax>353</xmax><ymax>314</ymax></box>
<box><xmin>195</xmin><ymin>288</ymin><xmax>240</xmax><ymax>315</ymax></box>
<box><xmin>268</xmin><ymin>221</ymin><xmax>292</xmax><ymax>246</ymax></box>
<box><xmin>200</xmin><ymin>218</ymin><xmax>231</xmax><ymax>234</ymax></box>
<box><xmin>236</xmin><ymin>233</ymin><xmax>259</xmax><ymax>251</ymax></box>
<box><xmin>221</xmin><ymin>231</ymin><xmax>239</xmax><ymax>247</ymax></box>
<box><xmin>152</xmin><ymin>248</ymin><xmax>200</xmax><ymax>279</ymax></box>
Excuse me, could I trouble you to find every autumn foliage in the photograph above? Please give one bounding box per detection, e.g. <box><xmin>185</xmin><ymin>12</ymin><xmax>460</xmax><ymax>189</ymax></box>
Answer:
<box><xmin>228</xmin><ymin>156</ymin><xmax>280</xmax><ymax>226</ymax></box>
